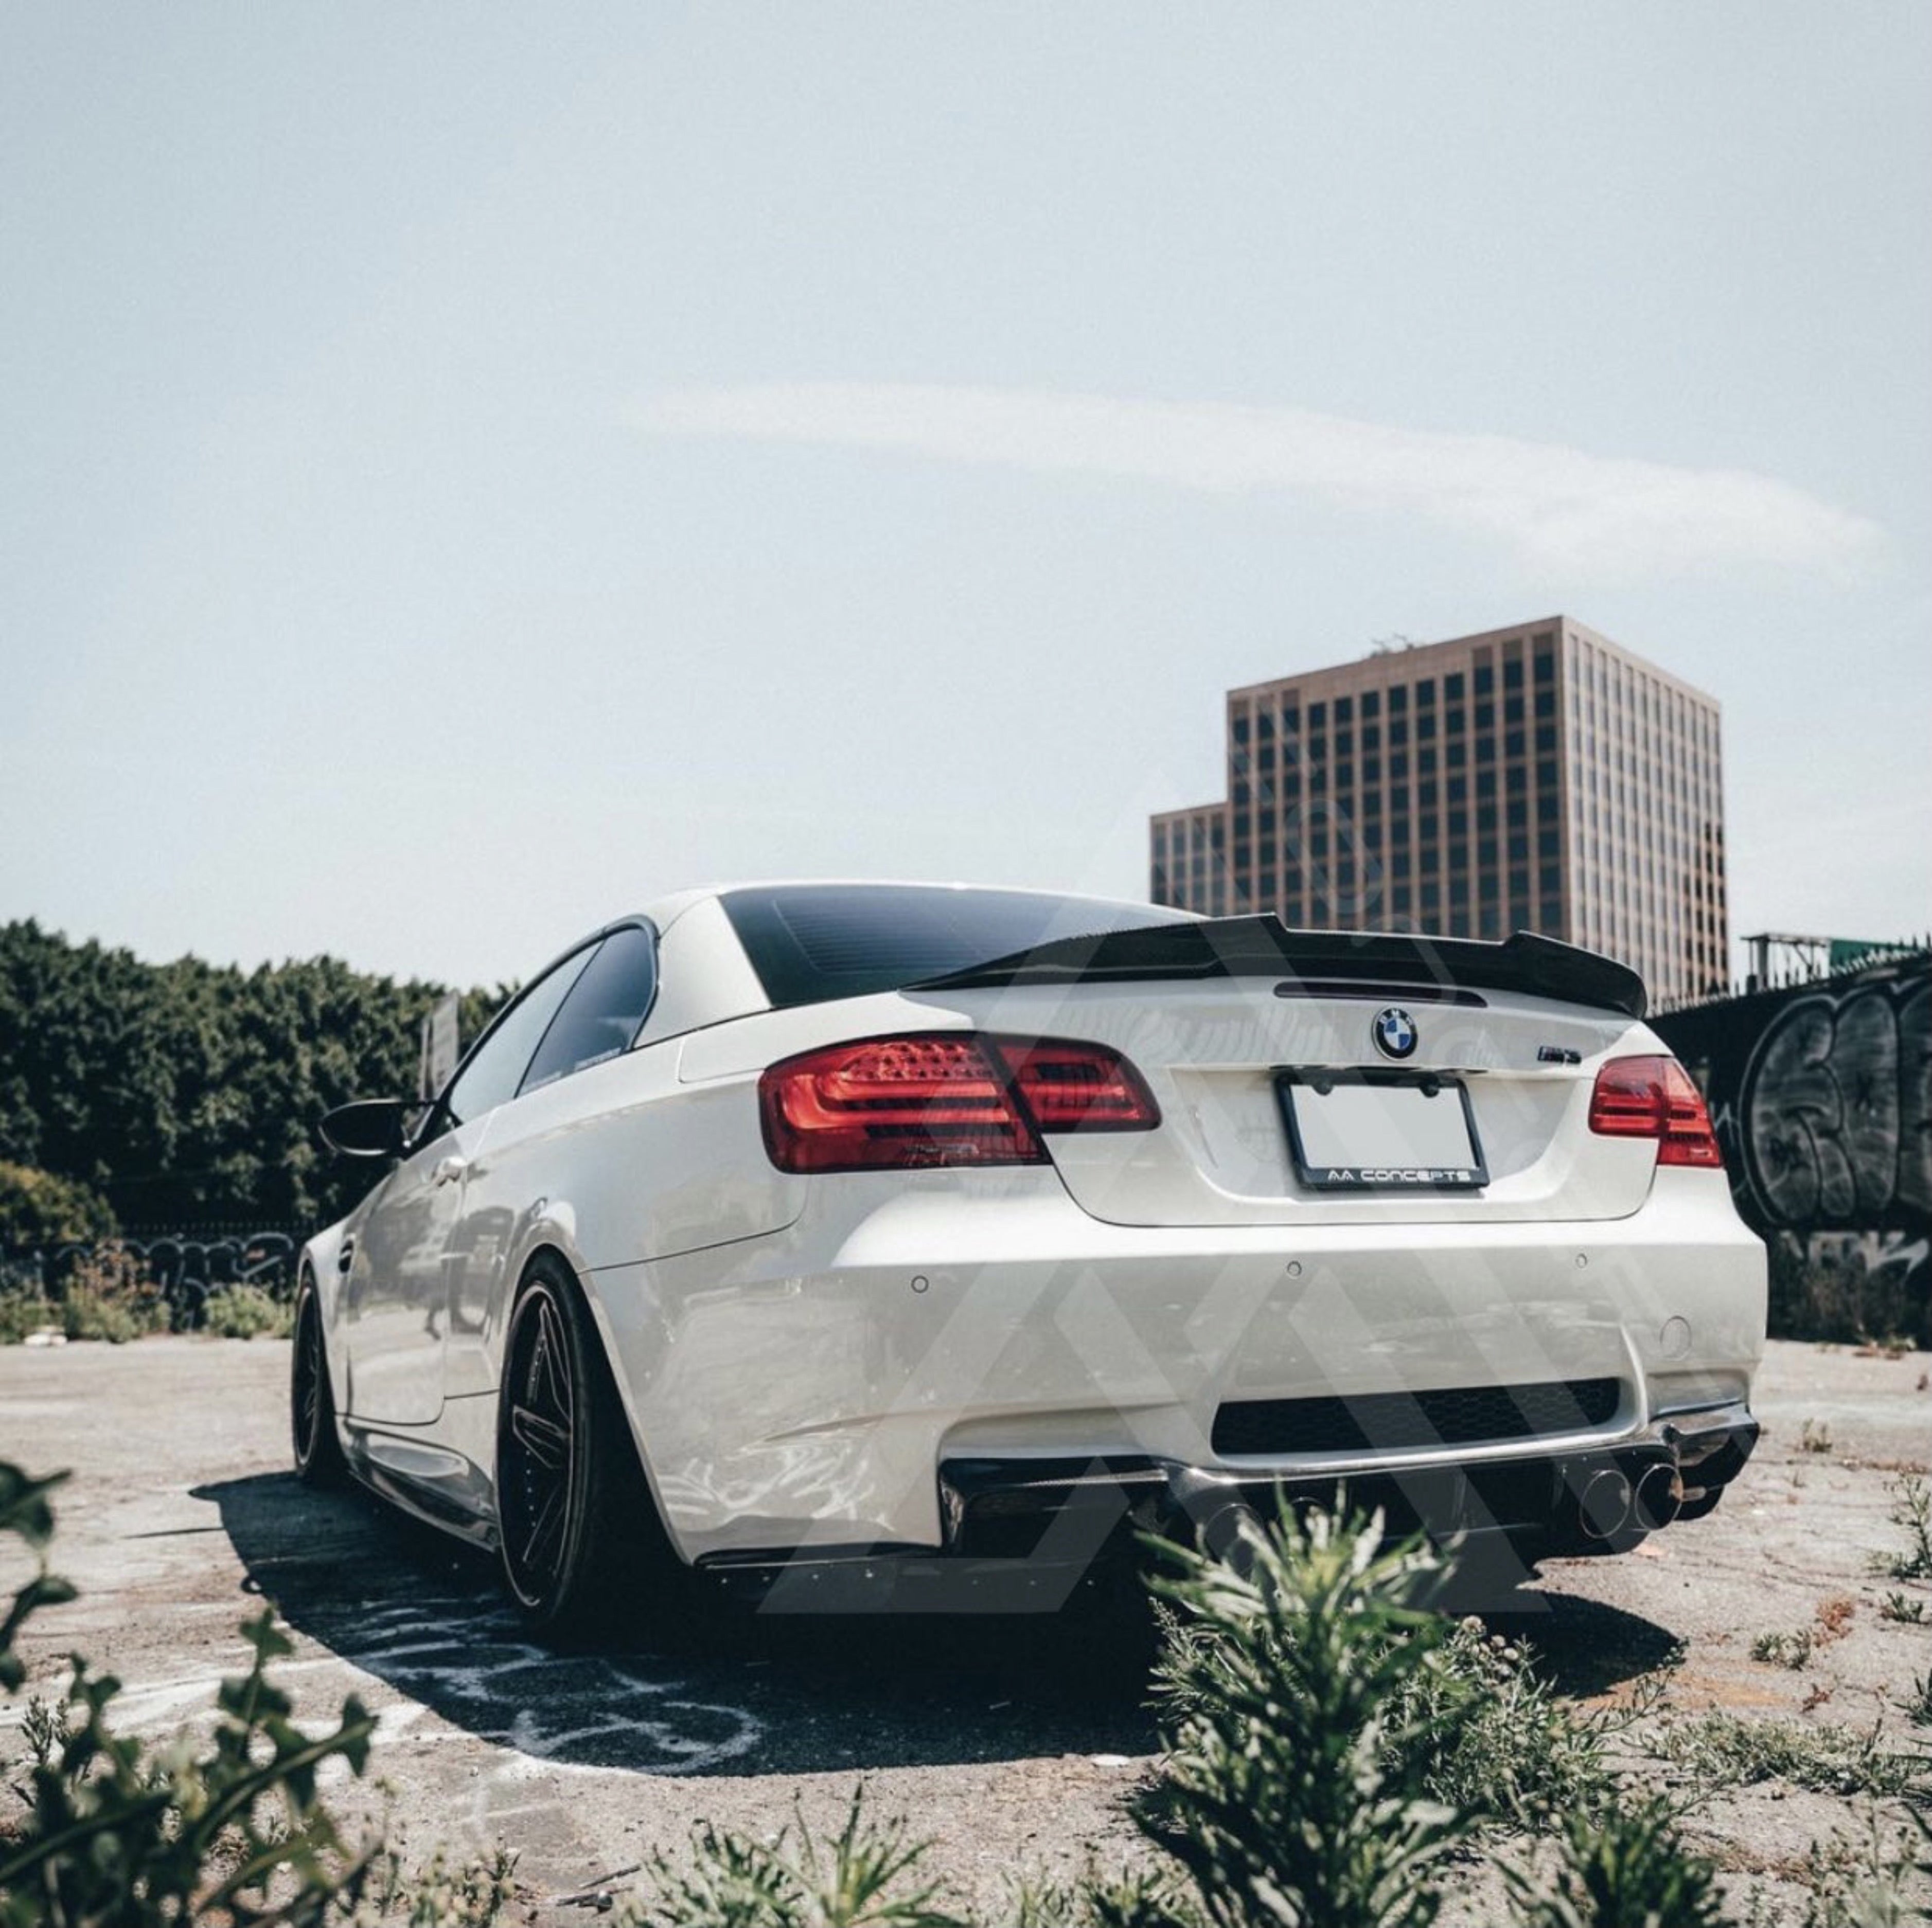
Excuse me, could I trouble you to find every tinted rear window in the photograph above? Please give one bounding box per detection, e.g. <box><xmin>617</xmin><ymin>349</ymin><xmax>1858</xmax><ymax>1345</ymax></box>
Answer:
<box><xmin>722</xmin><ymin>885</ymin><xmax>1189</xmax><ymax>1009</ymax></box>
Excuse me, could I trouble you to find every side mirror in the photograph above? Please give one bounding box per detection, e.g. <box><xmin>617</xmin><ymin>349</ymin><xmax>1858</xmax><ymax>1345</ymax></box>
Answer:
<box><xmin>319</xmin><ymin>1097</ymin><xmax>414</xmax><ymax>1159</ymax></box>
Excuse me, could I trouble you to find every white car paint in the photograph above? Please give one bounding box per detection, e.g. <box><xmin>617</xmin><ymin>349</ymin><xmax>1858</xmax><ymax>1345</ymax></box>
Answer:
<box><xmin>303</xmin><ymin>882</ymin><xmax>1766</xmax><ymax>1576</ymax></box>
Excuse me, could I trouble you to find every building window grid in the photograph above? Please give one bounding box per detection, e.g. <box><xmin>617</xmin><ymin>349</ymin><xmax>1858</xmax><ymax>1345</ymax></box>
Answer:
<box><xmin>1159</xmin><ymin>633</ymin><xmax>1720</xmax><ymax>996</ymax></box>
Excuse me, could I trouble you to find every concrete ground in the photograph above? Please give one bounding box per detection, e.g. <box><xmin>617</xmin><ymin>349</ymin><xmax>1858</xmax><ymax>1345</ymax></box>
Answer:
<box><xmin>1</xmin><ymin>1335</ymin><xmax>1927</xmax><ymax>1921</ymax></box>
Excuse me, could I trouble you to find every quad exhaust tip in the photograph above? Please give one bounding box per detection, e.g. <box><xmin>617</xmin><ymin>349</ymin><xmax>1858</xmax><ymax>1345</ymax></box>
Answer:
<box><xmin>1579</xmin><ymin>1468</ymin><xmax>1633</xmax><ymax>1541</ymax></box>
<box><xmin>1633</xmin><ymin>1461</ymin><xmax>1682</xmax><ymax>1530</ymax></box>
<box><xmin>1578</xmin><ymin>1462</ymin><xmax>1681</xmax><ymax>1541</ymax></box>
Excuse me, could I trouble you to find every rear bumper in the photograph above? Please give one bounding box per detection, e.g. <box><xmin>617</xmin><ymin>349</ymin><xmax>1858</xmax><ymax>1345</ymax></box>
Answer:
<box><xmin>695</xmin><ymin>1402</ymin><xmax>1759</xmax><ymax>1601</ymax></box>
<box><xmin>941</xmin><ymin>1398</ymin><xmax>1760</xmax><ymax>1559</ymax></box>
<box><xmin>589</xmin><ymin>1166</ymin><xmax>1767</xmax><ymax>1568</ymax></box>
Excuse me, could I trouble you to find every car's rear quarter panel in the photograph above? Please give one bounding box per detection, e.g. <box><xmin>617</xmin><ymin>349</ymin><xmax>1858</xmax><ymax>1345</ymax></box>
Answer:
<box><xmin>434</xmin><ymin>1043</ymin><xmax>806</xmax><ymax>1401</ymax></box>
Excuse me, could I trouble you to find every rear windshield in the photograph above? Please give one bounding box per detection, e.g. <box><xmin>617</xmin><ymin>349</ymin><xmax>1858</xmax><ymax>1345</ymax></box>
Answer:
<box><xmin>721</xmin><ymin>885</ymin><xmax>1191</xmax><ymax>1010</ymax></box>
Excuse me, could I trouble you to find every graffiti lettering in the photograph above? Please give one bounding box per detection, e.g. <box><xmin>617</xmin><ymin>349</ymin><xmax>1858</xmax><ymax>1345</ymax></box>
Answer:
<box><xmin>1655</xmin><ymin>956</ymin><xmax>1931</xmax><ymax>1337</ymax></box>
<box><xmin>1740</xmin><ymin>980</ymin><xmax>1932</xmax><ymax>1231</ymax></box>
<box><xmin>5</xmin><ymin>1228</ymin><xmax>299</xmax><ymax>1324</ymax></box>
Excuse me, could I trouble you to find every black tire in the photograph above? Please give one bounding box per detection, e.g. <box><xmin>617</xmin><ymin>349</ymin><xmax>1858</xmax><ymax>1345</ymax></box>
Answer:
<box><xmin>495</xmin><ymin>1254</ymin><xmax>677</xmax><ymax>1641</ymax></box>
<box><xmin>291</xmin><ymin>1275</ymin><xmax>347</xmax><ymax>1487</ymax></box>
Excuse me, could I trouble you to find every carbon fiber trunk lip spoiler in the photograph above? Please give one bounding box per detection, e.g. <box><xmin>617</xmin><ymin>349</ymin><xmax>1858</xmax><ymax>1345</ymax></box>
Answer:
<box><xmin>910</xmin><ymin>914</ymin><xmax>1647</xmax><ymax>1020</ymax></box>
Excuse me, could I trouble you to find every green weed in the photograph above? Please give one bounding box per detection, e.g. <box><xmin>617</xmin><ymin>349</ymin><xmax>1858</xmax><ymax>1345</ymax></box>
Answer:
<box><xmin>1872</xmin><ymin>1476</ymin><xmax>1932</xmax><ymax>1583</ymax></box>
<box><xmin>1750</xmin><ymin>1628</ymin><xmax>1816</xmax><ymax>1670</ymax></box>
<box><xmin>201</xmin><ymin>1281</ymin><xmax>294</xmax><ymax>1340</ymax></box>
<box><xmin>1655</xmin><ymin>1712</ymin><xmax>1927</xmax><ymax>1801</ymax></box>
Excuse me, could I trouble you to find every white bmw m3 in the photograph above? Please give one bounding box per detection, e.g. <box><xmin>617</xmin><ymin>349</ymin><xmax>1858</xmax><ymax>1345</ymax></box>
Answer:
<box><xmin>295</xmin><ymin>883</ymin><xmax>1765</xmax><ymax>1633</ymax></box>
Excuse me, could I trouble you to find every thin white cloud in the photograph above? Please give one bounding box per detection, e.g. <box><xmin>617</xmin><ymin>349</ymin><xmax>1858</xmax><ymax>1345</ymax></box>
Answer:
<box><xmin>631</xmin><ymin>382</ymin><xmax>1883</xmax><ymax>582</ymax></box>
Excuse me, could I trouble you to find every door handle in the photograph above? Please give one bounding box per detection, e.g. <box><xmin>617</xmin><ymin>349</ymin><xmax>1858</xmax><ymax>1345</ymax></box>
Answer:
<box><xmin>431</xmin><ymin>1155</ymin><xmax>469</xmax><ymax>1188</ymax></box>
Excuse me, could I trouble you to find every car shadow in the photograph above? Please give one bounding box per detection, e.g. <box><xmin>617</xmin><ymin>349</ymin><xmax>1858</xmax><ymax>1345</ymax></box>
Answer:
<box><xmin>191</xmin><ymin>1471</ymin><xmax>1163</xmax><ymax>1777</ymax></box>
<box><xmin>1479</xmin><ymin>1576</ymin><xmax>1690</xmax><ymax>1698</ymax></box>
<box><xmin>191</xmin><ymin>1473</ymin><xmax>1683</xmax><ymax>1779</ymax></box>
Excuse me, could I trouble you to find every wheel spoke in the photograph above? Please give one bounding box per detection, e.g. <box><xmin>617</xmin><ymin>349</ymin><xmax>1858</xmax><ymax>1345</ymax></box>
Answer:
<box><xmin>510</xmin><ymin>1401</ymin><xmax>569</xmax><ymax>1471</ymax></box>
<box><xmin>534</xmin><ymin>1297</ymin><xmax>573</xmax><ymax>1426</ymax></box>
<box><xmin>502</xmin><ymin>1285</ymin><xmax>578</xmax><ymax>1598</ymax></box>
<box><xmin>522</xmin><ymin>1479</ymin><xmax>565</xmax><ymax>1575</ymax></box>
<box><xmin>293</xmin><ymin>1306</ymin><xmax>320</xmax><ymax>1448</ymax></box>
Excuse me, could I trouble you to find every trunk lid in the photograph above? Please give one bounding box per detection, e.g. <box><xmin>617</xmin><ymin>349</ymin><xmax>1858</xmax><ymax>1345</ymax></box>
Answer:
<box><xmin>903</xmin><ymin>919</ymin><xmax>1662</xmax><ymax>1227</ymax></box>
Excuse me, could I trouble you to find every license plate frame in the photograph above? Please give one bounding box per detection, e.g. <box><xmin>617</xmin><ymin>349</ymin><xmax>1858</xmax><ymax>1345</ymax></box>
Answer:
<box><xmin>1274</xmin><ymin>1067</ymin><xmax>1490</xmax><ymax>1192</ymax></box>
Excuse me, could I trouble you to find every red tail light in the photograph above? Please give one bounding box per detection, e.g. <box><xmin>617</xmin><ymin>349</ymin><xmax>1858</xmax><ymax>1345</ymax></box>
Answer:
<box><xmin>1587</xmin><ymin>1055</ymin><xmax>1722</xmax><ymax>1168</ymax></box>
<box><xmin>759</xmin><ymin>1033</ymin><xmax>1158</xmax><ymax>1174</ymax></box>
<box><xmin>994</xmin><ymin>1039</ymin><xmax>1160</xmax><ymax>1132</ymax></box>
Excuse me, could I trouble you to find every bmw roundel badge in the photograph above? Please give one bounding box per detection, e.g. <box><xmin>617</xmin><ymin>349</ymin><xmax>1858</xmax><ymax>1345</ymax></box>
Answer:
<box><xmin>1372</xmin><ymin>1006</ymin><xmax>1419</xmax><ymax>1060</ymax></box>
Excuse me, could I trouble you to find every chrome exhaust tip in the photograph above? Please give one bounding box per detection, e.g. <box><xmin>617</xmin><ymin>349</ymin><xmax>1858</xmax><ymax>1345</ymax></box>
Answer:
<box><xmin>1196</xmin><ymin>1499</ymin><xmax>1263</xmax><ymax>1563</ymax></box>
<box><xmin>1579</xmin><ymin>1468</ymin><xmax>1633</xmax><ymax>1541</ymax></box>
<box><xmin>1163</xmin><ymin>1468</ymin><xmax>1262</xmax><ymax>1564</ymax></box>
<box><xmin>1633</xmin><ymin>1462</ymin><xmax>1682</xmax><ymax>1531</ymax></box>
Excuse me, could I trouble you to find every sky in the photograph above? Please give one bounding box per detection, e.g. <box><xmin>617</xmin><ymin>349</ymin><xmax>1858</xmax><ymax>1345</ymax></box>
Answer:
<box><xmin>3</xmin><ymin>4</ymin><xmax>1928</xmax><ymax>991</ymax></box>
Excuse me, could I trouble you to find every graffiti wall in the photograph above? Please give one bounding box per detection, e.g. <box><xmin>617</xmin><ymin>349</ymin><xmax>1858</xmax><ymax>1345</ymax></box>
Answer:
<box><xmin>2</xmin><ymin>1227</ymin><xmax>302</xmax><ymax>1325</ymax></box>
<box><xmin>1654</xmin><ymin>953</ymin><xmax>1931</xmax><ymax>1340</ymax></box>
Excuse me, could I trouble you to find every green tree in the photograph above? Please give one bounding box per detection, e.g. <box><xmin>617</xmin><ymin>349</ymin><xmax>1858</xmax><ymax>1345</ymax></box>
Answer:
<box><xmin>0</xmin><ymin>1163</ymin><xmax>117</xmax><ymax>1252</ymax></box>
<box><xmin>0</xmin><ymin>920</ymin><xmax>507</xmax><ymax>1230</ymax></box>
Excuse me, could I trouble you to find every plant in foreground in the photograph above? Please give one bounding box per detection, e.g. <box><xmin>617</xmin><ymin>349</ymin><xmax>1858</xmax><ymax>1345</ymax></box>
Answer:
<box><xmin>625</xmin><ymin>1791</ymin><xmax>968</xmax><ymax>1928</ymax></box>
<box><xmin>1147</xmin><ymin>1522</ymin><xmax>1635</xmax><ymax>1843</ymax></box>
<box><xmin>1138</xmin><ymin>1504</ymin><xmax>1741</xmax><ymax>1927</ymax></box>
<box><xmin>1504</xmin><ymin>1796</ymin><xmax>1728</xmax><ymax>1928</ymax></box>
<box><xmin>12</xmin><ymin>1456</ymin><xmax>1921</xmax><ymax>1928</ymax></box>
<box><xmin>2</xmin><ymin>1455</ymin><xmax>375</xmax><ymax>1924</ymax></box>
<box><xmin>630</xmin><ymin>1502</ymin><xmax>1738</xmax><ymax>1928</ymax></box>
<box><xmin>1005</xmin><ymin>1867</ymin><xmax>1196</xmax><ymax>1928</ymax></box>
<box><xmin>1377</xmin><ymin>1611</ymin><xmax>1642</xmax><ymax>1829</ymax></box>
<box><xmin>1143</xmin><ymin>1503</ymin><xmax>1475</xmax><ymax>1928</ymax></box>
<box><xmin>1</xmin><ymin>1456</ymin><xmax>518</xmax><ymax>1925</ymax></box>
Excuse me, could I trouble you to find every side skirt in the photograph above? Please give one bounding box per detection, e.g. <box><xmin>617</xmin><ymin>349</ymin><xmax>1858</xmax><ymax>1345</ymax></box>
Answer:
<box><xmin>342</xmin><ymin>1419</ymin><xmax>499</xmax><ymax>1551</ymax></box>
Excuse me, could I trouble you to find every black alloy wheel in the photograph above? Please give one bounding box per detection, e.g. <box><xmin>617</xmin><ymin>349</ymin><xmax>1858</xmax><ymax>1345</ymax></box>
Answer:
<box><xmin>291</xmin><ymin>1276</ymin><xmax>345</xmax><ymax>1485</ymax></box>
<box><xmin>496</xmin><ymin>1255</ymin><xmax>672</xmax><ymax>1639</ymax></box>
<box><xmin>500</xmin><ymin>1279</ymin><xmax>577</xmax><ymax>1597</ymax></box>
